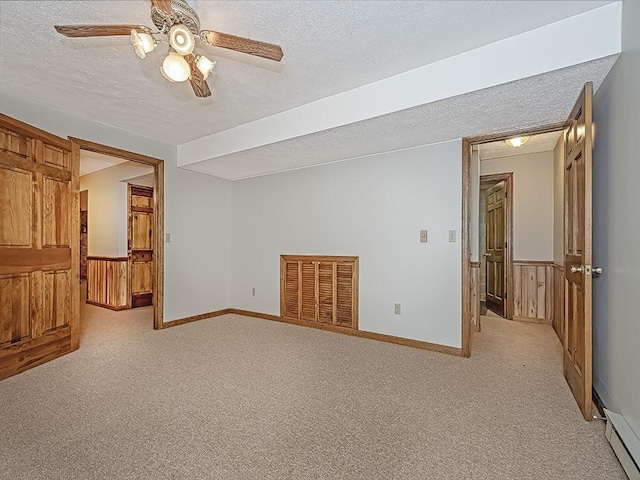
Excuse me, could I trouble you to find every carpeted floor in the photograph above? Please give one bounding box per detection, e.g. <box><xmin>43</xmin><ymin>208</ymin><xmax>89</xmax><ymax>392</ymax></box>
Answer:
<box><xmin>0</xmin><ymin>295</ymin><xmax>626</xmax><ymax>479</ymax></box>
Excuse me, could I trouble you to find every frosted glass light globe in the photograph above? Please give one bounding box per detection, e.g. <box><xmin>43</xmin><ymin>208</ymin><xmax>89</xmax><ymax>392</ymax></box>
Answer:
<box><xmin>160</xmin><ymin>52</ymin><xmax>190</xmax><ymax>82</ymax></box>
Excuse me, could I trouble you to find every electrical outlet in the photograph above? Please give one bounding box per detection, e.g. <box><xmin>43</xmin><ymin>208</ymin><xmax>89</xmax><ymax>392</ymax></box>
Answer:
<box><xmin>420</xmin><ymin>230</ymin><xmax>428</xmax><ymax>243</ymax></box>
<box><xmin>251</xmin><ymin>287</ymin><xmax>256</xmax><ymax>296</ymax></box>
<box><xmin>448</xmin><ymin>230</ymin><xmax>457</xmax><ymax>242</ymax></box>
<box><xmin>394</xmin><ymin>303</ymin><xmax>401</xmax><ymax>315</ymax></box>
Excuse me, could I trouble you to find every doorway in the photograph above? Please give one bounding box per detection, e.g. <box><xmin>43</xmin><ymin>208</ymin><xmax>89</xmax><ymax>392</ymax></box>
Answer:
<box><xmin>461</xmin><ymin>82</ymin><xmax>596</xmax><ymax>420</ymax></box>
<box><xmin>71</xmin><ymin>138</ymin><xmax>164</xmax><ymax>331</ymax></box>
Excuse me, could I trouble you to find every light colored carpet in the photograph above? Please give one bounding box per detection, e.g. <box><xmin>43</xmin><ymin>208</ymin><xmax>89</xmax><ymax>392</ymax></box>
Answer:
<box><xmin>0</xmin><ymin>299</ymin><xmax>626</xmax><ymax>479</ymax></box>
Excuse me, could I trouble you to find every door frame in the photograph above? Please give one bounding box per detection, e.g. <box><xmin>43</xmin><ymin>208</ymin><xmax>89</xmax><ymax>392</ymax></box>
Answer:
<box><xmin>69</xmin><ymin>137</ymin><xmax>164</xmax><ymax>333</ymax></box>
<box><xmin>461</xmin><ymin>122</ymin><xmax>565</xmax><ymax>356</ymax></box>
<box><xmin>480</xmin><ymin>173</ymin><xmax>514</xmax><ymax>320</ymax></box>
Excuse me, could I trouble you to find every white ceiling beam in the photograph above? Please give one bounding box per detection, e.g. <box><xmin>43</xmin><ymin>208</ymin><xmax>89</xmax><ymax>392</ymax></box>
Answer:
<box><xmin>177</xmin><ymin>2</ymin><xmax>621</xmax><ymax>168</ymax></box>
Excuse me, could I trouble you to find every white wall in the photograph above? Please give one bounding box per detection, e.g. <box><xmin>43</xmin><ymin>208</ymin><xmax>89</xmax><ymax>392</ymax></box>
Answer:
<box><xmin>231</xmin><ymin>141</ymin><xmax>463</xmax><ymax>348</ymax></box>
<box><xmin>480</xmin><ymin>151</ymin><xmax>555</xmax><ymax>261</ymax></box>
<box><xmin>0</xmin><ymin>93</ymin><xmax>232</xmax><ymax>322</ymax></box>
<box><xmin>592</xmin><ymin>0</ymin><xmax>640</xmax><ymax>439</ymax></box>
<box><xmin>80</xmin><ymin>162</ymin><xmax>153</xmax><ymax>257</ymax></box>
<box><xmin>164</xmin><ymin>169</ymin><xmax>231</xmax><ymax>321</ymax></box>
<box><xmin>553</xmin><ymin>136</ymin><xmax>565</xmax><ymax>264</ymax></box>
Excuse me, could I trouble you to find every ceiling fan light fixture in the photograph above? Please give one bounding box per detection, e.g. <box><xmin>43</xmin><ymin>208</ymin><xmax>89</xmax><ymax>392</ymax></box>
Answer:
<box><xmin>196</xmin><ymin>54</ymin><xmax>216</xmax><ymax>80</ymax></box>
<box><xmin>505</xmin><ymin>136</ymin><xmax>530</xmax><ymax>148</ymax></box>
<box><xmin>160</xmin><ymin>52</ymin><xmax>191</xmax><ymax>82</ymax></box>
<box><xmin>130</xmin><ymin>30</ymin><xmax>156</xmax><ymax>59</ymax></box>
<box><xmin>168</xmin><ymin>24</ymin><xmax>195</xmax><ymax>56</ymax></box>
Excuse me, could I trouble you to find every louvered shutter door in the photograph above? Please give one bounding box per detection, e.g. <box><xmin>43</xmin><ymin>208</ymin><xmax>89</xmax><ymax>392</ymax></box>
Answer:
<box><xmin>283</xmin><ymin>261</ymin><xmax>300</xmax><ymax>318</ymax></box>
<box><xmin>336</xmin><ymin>262</ymin><xmax>354</xmax><ymax>327</ymax></box>
<box><xmin>317</xmin><ymin>262</ymin><xmax>334</xmax><ymax>324</ymax></box>
<box><xmin>281</xmin><ymin>255</ymin><xmax>358</xmax><ymax>329</ymax></box>
<box><xmin>300</xmin><ymin>260</ymin><xmax>317</xmax><ymax>321</ymax></box>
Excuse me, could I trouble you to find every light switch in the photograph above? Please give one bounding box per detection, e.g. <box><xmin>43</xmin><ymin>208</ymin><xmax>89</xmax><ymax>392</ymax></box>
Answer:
<box><xmin>448</xmin><ymin>230</ymin><xmax>456</xmax><ymax>242</ymax></box>
<box><xmin>165</xmin><ymin>232</ymin><xmax>171</xmax><ymax>243</ymax></box>
<box><xmin>420</xmin><ymin>230</ymin><xmax>428</xmax><ymax>243</ymax></box>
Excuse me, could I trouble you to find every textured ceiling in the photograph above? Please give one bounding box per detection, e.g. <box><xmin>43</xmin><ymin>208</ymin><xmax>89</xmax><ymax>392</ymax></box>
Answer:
<box><xmin>182</xmin><ymin>55</ymin><xmax>617</xmax><ymax>180</ymax></box>
<box><xmin>79</xmin><ymin>150</ymin><xmax>128</xmax><ymax>176</ymax></box>
<box><xmin>0</xmin><ymin>0</ymin><xmax>613</xmax><ymax>145</ymax></box>
<box><xmin>479</xmin><ymin>131</ymin><xmax>563</xmax><ymax>161</ymax></box>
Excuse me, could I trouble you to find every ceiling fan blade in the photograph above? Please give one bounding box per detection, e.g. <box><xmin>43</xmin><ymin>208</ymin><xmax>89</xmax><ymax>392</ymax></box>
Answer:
<box><xmin>185</xmin><ymin>54</ymin><xmax>212</xmax><ymax>98</ymax></box>
<box><xmin>150</xmin><ymin>0</ymin><xmax>174</xmax><ymax>19</ymax></box>
<box><xmin>201</xmin><ymin>30</ymin><xmax>284</xmax><ymax>62</ymax></box>
<box><xmin>55</xmin><ymin>25</ymin><xmax>151</xmax><ymax>37</ymax></box>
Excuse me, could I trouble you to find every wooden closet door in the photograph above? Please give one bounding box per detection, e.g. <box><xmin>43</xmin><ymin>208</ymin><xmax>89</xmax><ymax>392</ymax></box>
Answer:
<box><xmin>317</xmin><ymin>261</ymin><xmax>334</xmax><ymax>324</ymax></box>
<box><xmin>0</xmin><ymin>118</ymin><xmax>78</xmax><ymax>381</ymax></box>
<box><xmin>336</xmin><ymin>262</ymin><xmax>356</xmax><ymax>328</ymax></box>
<box><xmin>280</xmin><ymin>255</ymin><xmax>358</xmax><ymax>329</ymax></box>
<box><xmin>300</xmin><ymin>260</ymin><xmax>317</xmax><ymax>322</ymax></box>
<box><xmin>281</xmin><ymin>259</ymin><xmax>300</xmax><ymax>319</ymax></box>
<box><xmin>129</xmin><ymin>185</ymin><xmax>153</xmax><ymax>308</ymax></box>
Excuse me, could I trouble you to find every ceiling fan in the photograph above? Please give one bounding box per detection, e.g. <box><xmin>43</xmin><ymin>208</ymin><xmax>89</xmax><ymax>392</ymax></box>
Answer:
<box><xmin>54</xmin><ymin>0</ymin><xmax>284</xmax><ymax>98</ymax></box>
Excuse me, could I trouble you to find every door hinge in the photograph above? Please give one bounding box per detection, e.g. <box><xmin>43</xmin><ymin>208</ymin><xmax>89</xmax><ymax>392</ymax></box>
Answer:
<box><xmin>504</xmin><ymin>292</ymin><xmax>507</xmax><ymax>299</ymax></box>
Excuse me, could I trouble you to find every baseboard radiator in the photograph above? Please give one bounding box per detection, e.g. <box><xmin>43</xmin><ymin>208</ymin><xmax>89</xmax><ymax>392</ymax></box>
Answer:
<box><xmin>604</xmin><ymin>409</ymin><xmax>640</xmax><ymax>480</ymax></box>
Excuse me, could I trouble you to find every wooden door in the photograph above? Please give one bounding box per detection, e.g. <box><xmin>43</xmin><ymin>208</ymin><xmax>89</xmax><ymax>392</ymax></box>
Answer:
<box><xmin>317</xmin><ymin>261</ymin><xmax>334</xmax><ymax>324</ymax></box>
<box><xmin>129</xmin><ymin>185</ymin><xmax>153</xmax><ymax>308</ymax></box>
<box><xmin>485</xmin><ymin>181</ymin><xmax>506</xmax><ymax>316</ymax></box>
<box><xmin>300</xmin><ymin>260</ymin><xmax>317</xmax><ymax>322</ymax></box>
<box><xmin>282</xmin><ymin>259</ymin><xmax>300</xmax><ymax>319</ymax></box>
<box><xmin>563</xmin><ymin>83</ymin><xmax>593</xmax><ymax>420</ymax></box>
<box><xmin>0</xmin><ymin>115</ymin><xmax>78</xmax><ymax>380</ymax></box>
<box><xmin>335</xmin><ymin>261</ymin><xmax>356</xmax><ymax>328</ymax></box>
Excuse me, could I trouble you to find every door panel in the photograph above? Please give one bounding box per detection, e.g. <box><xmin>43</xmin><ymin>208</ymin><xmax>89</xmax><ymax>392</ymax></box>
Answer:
<box><xmin>563</xmin><ymin>83</ymin><xmax>593</xmax><ymax>420</ymax></box>
<box><xmin>43</xmin><ymin>176</ymin><xmax>70</xmax><ymax>247</ymax></box>
<box><xmin>300</xmin><ymin>261</ymin><xmax>317</xmax><ymax>322</ymax></box>
<box><xmin>0</xmin><ymin>274</ymin><xmax>30</xmax><ymax>345</ymax></box>
<box><xmin>485</xmin><ymin>181</ymin><xmax>505</xmax><ymax>316</ymax></box>
<box><xmin>317</xmin><ymin>262</ymin><xmax>334</xmax><ymax>324</ymax></box>
<box><xmin>129</xmin><ymin>185</ymin><xmax>154</xmax><ymax>308</ymax></box>
<box><xmin>282</xmin><ymin>261</ymin><xmax>300</xmax><ymax>318</ymax></box>
<box><xmin>0</xmin><ymin>167</ymin><xmax>32</xmax><ymax>246</ymax></box>
<box><xmin>0</xmin><ymin>117</ymin><xmax>77</xmax><ymax>382</ymax></box>
<box><xmin>336</xmin><ymin>263</ymin><xmax>354</xmax><ymax>327</ymax></box>
<box><xmin>131</xmin><ymin>212</ymin><xmax>153</xmax><ymax>250</ymax></box>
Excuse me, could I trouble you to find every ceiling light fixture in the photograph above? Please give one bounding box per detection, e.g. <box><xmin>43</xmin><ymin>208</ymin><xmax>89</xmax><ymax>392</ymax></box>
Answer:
<box><xmin>160</xmin><ymin>52</ymin><xmax>191</xmax><ymax>83</ymax></box>
<box><xmin>196</xmin><ymin>54</ymin><xmax>216</xmax><ymax>80</ymax></box>
<box><xmin>505</xmin><ymin>136</ymin><xmax>530</xmax><ymax>148</ymax></box>
<box><xmin>130</xmin><ymin>30</ymin><xmax>156</xmax><ymax>59</ymax></box>
<box><xmin>54</xmin><ymin>0</ymin><xmax>284</xmax><ymax>98</ymax></box>
<box><xmin>168</xmin><ymin>24</ymin><xmax>195</xmax><ymax>56</ymax></box>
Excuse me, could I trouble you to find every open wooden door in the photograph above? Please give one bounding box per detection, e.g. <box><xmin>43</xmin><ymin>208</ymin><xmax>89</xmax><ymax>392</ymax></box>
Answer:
<box><xmin>486</xmin><ymin>181</ymin><xmax>506</xmax><ymax>317</ymax></box>
<box><xmin>563</xmin><ymin>82</ymin><xmax>593</xmax><ymax>420</ymax></box>
<box><xmin>129</xmin><ymin>185</ymin><xmax>154</xmax><ymax>308</ymax></box>
<box><xmin>0</xmin><ymin>114</ymin><xmax>79</xmax><ymax>381</ymax></box>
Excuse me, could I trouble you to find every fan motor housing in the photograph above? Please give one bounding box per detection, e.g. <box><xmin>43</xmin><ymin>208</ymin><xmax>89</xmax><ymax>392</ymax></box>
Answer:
<box><xmin>151</xmin><ymin>0</ymin><xmax>201</xmax><ymax>35</ymax></box>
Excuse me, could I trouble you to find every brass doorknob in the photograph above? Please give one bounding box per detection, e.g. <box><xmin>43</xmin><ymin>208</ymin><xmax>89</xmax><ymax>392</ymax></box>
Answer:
<box><xmin>570</xmin><ymin>265</ymin><xmax>585</xmax><ymax>274</ymax></box>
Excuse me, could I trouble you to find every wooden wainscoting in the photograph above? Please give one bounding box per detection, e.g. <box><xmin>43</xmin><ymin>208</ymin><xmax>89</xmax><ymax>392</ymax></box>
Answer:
<box><xmin>86</xmin><ymin>256</ymin><xmax>129</xmax><ymax>310</ymax></box>
<box><xmin>471</xmin><ymin>262</ymin><xmax>481</xmax><ymax>332</ymax></box>
<box><xmin>513</xmin><ymin>261</ymin><xmax>554</xmax><ymax>323</ymax></box>
<box><xmin>553</xmin><ymin>263</ymin><xmax>565</xmax><ymax>345</ymax></box>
